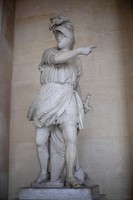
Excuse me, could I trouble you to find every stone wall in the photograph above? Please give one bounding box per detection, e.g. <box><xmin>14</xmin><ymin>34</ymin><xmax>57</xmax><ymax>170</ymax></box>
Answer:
<box><xmin>0</xmin><ymin>0</ymin><xmax>15</xmax><ymax>199</ymax></box>
<box><xmin>9</xmin><ymin>0</ymin><xmax>133</xmax><ymax>199</ymax></box>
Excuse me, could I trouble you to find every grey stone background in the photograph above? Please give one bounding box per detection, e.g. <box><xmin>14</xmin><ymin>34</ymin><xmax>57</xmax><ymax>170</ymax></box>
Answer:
<box><xmin>0</xmin><ymin>0</ymin><xmax>133</xmax><ymax>200</ymax></box>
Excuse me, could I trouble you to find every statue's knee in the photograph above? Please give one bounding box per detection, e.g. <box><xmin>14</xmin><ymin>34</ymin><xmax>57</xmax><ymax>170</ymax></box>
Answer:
<box><xmin>36</xmin><ymin>137</ymin><xmax>47</xmax><ymax>147</ymax></box>
<box><xmin>64</xmin><ymin>129</ymin><xmax>77</xmax><ymax>144</ymax></box>
<box><xmin>36</xmin><ymin>137</ymin><xmax>42</xmax><ymax>147</ymax></box>
<box><xmin>65</xmin><ymin>137</ymin><xmax>77</xmax><ymax>147</ymax></box>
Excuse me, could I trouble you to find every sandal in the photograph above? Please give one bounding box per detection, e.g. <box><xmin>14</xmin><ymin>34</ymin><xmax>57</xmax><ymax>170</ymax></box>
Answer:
<box><xmin>66</xmin><ymin>177</ymin><xmax>82</xmax><ymax>188</ymax></box>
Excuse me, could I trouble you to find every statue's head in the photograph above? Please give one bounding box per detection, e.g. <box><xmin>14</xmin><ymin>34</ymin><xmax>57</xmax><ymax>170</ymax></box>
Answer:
<box><xmin>49</xmin><ymin>15</ymin><xmax>75</xmax><ymax>50</ymax></box>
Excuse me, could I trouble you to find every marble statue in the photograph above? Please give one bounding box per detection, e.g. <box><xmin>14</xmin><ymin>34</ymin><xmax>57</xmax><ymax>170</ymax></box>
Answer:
<box><xmin>27</xmin><ymin>15</ymin><xmax>96</xmax><ymax>188</ymax></box>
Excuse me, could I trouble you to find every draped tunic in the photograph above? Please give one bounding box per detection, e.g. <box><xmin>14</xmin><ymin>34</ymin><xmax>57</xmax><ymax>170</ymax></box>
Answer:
<box><xmin>27</xmin><ymin>47</ymin><xmax>84</xmax><ymax>129</ymax></box>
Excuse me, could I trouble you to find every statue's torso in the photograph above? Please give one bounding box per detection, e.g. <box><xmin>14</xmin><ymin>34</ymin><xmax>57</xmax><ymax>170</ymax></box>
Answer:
<box><xmin>40</xmin><ymin>47</ymin><xmax>82</xmax><ymax>87</ymax></box>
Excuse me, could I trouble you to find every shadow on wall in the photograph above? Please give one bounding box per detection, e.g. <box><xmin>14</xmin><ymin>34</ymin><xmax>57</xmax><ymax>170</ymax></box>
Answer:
<box><xmin>118</xmin><ymin>0</ymin><xmax>133</xmax><ymax>199</ymax></box>
<box><xmin>124</xmin><ymin>1</ymin><xmax>133</xmax><ymax>198</ymax></box>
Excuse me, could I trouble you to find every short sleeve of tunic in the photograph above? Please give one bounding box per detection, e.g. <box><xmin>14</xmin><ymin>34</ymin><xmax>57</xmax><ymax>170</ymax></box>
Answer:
<box><xmin>39</xmin><ymin>48</ymin><xmax>57</xmax><ymax>67</ymax></box>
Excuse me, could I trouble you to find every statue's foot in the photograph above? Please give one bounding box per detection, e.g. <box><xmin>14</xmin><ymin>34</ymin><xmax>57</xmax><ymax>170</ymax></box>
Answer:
<box><xmin>66</xmin><ymin>177</ymin><xmax>82</xmax><ymax>188</ymax></box>
<box><xmin>41</xmin><ymin>179</ymin><xmax>64</xmax><ymax>187</ymax></box>
<box><xmin>31</xmin><ymin>173</ymin><xmax>49</xmax><ymax>187</ymax></box>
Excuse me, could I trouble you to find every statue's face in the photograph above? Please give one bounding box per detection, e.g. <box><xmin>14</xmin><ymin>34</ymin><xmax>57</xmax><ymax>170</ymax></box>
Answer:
<box><xmin>54</xmin><ymin>31</ymin><xmax>72</xmax><ymax>50</ymax></box>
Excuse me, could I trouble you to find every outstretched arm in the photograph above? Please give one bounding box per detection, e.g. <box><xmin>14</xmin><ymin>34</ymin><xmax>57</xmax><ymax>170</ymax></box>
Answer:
<box><xmin>50</xmin><ymin>46</ymin><xmax>96</xmax><ymax>65</ymax></box>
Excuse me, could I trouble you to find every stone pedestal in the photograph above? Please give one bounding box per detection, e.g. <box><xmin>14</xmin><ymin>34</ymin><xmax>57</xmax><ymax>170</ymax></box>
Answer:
<box><xmin>19</xmin><ymin>187</ymin><xmax>92</xmax><ymax>200</ymax></box>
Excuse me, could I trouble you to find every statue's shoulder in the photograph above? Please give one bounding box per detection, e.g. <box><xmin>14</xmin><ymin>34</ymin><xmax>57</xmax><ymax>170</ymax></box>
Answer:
<box><xmin>42</xmin><ymin>47</ymin><xmax>58</xmax><ymax>56</ymax></box>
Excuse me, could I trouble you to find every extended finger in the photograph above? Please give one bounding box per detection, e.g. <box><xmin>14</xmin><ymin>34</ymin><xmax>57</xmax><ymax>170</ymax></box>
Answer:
<box><xmin>90</xmin><ymin>46</ymin><xmax>97</xmax><ymax>49</ymax></box>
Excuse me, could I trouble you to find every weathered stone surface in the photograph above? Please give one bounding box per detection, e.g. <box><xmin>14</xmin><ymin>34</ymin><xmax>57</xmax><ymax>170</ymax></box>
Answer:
<box><xmin>19</xmin><ymin>187</ymin><xmax>92</xmax><ymax>200</ymax></box>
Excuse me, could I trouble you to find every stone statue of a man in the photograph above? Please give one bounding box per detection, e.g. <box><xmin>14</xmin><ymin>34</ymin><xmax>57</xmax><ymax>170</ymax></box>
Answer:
<box><xmin>27</xmin><ymin>15</ymin><xmax>95</xmax><ymax>188</ymax></box>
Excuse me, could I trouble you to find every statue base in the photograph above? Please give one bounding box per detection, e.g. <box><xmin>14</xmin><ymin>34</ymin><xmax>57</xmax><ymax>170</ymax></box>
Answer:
<box><xmin>19</xmin><ymin>187</ymin><xmax>92</xmax><ymax>200</ymax></box>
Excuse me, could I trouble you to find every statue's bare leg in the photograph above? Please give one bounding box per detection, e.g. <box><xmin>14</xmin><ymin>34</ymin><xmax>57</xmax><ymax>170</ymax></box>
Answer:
<box><xmin>62</xmin><ymin>123</ymin><xmax>81</xmax><ymax>187</ymax></box>
<box><xmin>32</xmin><ymin>126</ymin><xmax>50</xmax><ymax>186</ymax></box>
